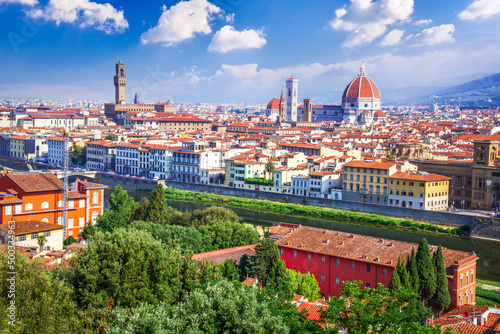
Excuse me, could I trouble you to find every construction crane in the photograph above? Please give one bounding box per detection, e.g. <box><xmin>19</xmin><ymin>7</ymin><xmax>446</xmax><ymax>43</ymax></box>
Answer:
<box><xmin>59</xmin><ymin>127</ymin><xmax>70</xmax><ymax>236</ymax></box>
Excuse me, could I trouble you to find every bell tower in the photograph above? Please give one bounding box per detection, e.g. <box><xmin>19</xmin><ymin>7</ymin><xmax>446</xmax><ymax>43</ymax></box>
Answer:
<box><xmin>114</xmin><ymin>59</ymin><xmax>126</xmax><ymax>105</ymax></box>
<box><xmin>473</xmin><ymin>140</ymin><xmax>499</xmax><ymax>166</ymax></box>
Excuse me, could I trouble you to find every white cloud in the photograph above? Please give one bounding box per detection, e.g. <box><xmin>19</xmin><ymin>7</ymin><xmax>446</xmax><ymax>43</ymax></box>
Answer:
<box><xmin>380</xmin><ymin>29</ymin><xmax>404</xmax><ymax>46</ymax></box>
<box><xmin>413</xmin><ymin>19</ymin><xmax>432</xmax><ymax>26</ymax></box>
<box><xmin>0</xmin><ymin>0</ymin><xmax>37</xmax><ymax>5</ymax></box>
<box><xmin>405</xmin><ymin>24</ymin><xmax>455</xmax><ymax>47</ymax></box>
<box><xmin>208</xmin><ymin>26</ymin><xmax>266</xmax><ymax>53</ymax></box>
<box><xmin>141</xmin><ymin>0</ymin><xmax>221</xmax><ymax>47</ymax></box>
<box><xmin>27</xmin><ymin>0</ymin><xmax>128</xmax><ymax>33</ymax></box>
<box><xmin>458</xmin><ymin>0</ymin><xmax>500</xmax><ymax>20</ymax></box>
<box><xmin>330</xmin><ymin>0</ymin><xmax>414</xmax><ymax>48</ymax></box>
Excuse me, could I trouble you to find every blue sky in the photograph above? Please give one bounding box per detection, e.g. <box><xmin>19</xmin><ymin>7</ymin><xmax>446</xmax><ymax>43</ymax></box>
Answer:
<box><xmin>0</xmin><ymin>0</ymin><xmax>499</xmax><ymax>104</ymax></box>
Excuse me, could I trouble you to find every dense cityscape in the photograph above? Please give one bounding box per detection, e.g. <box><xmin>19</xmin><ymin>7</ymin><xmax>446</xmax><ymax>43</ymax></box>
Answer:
<box><xmin>1</xmin><ymin>0</ymin><xmax>500</xmax><ymax>333</ymax></box>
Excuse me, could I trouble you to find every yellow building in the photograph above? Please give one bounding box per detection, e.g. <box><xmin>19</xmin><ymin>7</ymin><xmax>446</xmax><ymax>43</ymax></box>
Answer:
<box><xmin>388</xmin><ymin>171</ymin><xmax>450</xmax><ymax>210</ymax></box>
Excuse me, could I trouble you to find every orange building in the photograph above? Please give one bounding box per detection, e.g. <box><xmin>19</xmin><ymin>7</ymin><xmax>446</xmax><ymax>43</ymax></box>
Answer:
<box><xmin>0</xmin><ymin>173</ymin><xmax>106</xmax><ymax>240</ymax></box>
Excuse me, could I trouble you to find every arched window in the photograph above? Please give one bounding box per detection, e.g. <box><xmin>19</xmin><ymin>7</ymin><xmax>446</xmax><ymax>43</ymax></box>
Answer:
<box><xmin>41</xmin><ymin>218</ymin><xmax>49</xmax><ymax>223</ymax></box>
<box><xmin>92</xmin><ymin>192</ymin><xmax>99</xmax><ymax>204</ymax></box>
<box><xmin>466</xmin><ymin>273</ymin><xmax>469</xmax><ymax>286</ymax></box>
<box><xmin>41</xmin><ymin>202</ymin><xmax>49</xmax><ymax>209</ymax></box>
<box><xmin>57</xmin><ymin>200</ymin><xmax>64</xmax><ymax>207</ymax></box>
<box><xmin>465</xmin><ymin>291</ymin><xmax>469</xmax><ymax>304</ymax></box>
<box><xmin>91</xmin><ymin>211</ymin><xmax>99</xmax><ymax>224</ymax></box>
<box><xmin>459</xmin><ymin>294</ymin><xmax>463</xmax><ymax>306</ymax></box>
<box><xmin>334</xmin><ymin>193</ymin><xmax>339</xmax><ymax>200</ymax></box>
<box><xmin>57</xmin><ymin>216</ymin><xmax>63</xmax><ymax>225</ymax></box>
<box><xmin>25</xmin><ymin>203</ymin><xmax>33</xmax><ymax>211</ymax></box>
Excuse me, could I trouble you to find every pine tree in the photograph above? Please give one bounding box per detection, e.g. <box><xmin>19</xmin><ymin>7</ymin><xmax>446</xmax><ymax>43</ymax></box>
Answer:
<box><xmin>388</xmin><ymin>266</ymin><xmax>401</xmax><ymax>290</ymax></box>
<box><xmin>431</xmin><ymin>245</ymin><xmax>451</xmax><ymax>315</ymax></box>
<box><xmin>144</xmin><ymin>183</ymin><xmax>169</xmax><ymax>225</ymax></box>
<box><xmin>397</xmin><ymin>256</ymin><xmax>411</xmax><ymax>290</ymax></box>
<box><xmin>407</xmin><ymin>248</ymin><xmax>420</xmax><ymax>294</ymax></box>
<box><xmin>416</xmin><ymin>238</ymin><xmax>437</xmax><ymax>303</ymax></box>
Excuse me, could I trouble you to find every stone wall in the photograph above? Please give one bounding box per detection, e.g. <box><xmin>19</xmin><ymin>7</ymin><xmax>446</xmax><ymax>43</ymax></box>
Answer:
<box><xmin>96</xmin><ymin>173</ymin><xmax>164</xmax><ymax>191</ymax></box>
<box><xmin>165</xmin><ymin>180</ymin><xmax>475</xmax><ymax>227</ymax></box>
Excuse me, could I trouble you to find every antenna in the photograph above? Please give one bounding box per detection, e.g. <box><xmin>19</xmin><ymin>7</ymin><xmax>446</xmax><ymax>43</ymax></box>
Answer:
<box><xmin>61</xmin><ymin>128</ymin><xmax>69</xmax><ymax>238</ymax></box>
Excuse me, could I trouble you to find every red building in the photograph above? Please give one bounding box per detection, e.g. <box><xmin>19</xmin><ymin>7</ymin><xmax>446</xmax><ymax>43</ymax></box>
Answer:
<box><xmin>274</xmin><ymin>224</ymin><xmax>477</xmax><ymax>310</ymax></box>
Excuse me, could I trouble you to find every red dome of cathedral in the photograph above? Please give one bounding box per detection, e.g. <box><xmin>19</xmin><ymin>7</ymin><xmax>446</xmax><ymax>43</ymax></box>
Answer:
<box><xmin>342</xmin><ymin>63</ymin><xmax>380</xmax><ymax>100</ymax></box>
<box><xmin>267</xmin><ymin>98</ymin><xmax>280</xmax><ymax>110</ymax></box>
<box><xmin>374</xmin><ymin>110</ymin><xmax>386</xmax><ymax>118</ymax></box>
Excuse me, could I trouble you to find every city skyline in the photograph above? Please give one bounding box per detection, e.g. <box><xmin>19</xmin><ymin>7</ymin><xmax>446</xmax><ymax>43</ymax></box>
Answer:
<box><xmin>0</xmin><ymin>0</ymin><xmax>499</xmax><ymax>104</ymax></box>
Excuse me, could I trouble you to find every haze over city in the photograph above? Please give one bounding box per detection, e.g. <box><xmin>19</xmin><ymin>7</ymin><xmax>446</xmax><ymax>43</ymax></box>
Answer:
<box><xmin>1</xmin><ymin>0</ymin><xmax>500</xmax><ymax>103</ymax></box>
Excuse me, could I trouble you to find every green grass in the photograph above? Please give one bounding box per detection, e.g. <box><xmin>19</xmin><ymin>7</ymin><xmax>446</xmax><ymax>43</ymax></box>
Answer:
<box><xmin>477</xmin><ymin>279</ymin><xmax>500</xmax><ymax>288</ymax></box>
<box><xmin>476</xmin><ymin>288</ymin><xmax>500</xmax><ymax>303</ymax></box>
<box><xmin>163</xmin><ymin>187</ymin><xmax>468</xmax><ymax>236</ymax></box>
<box><xmin>476</xmin><ymin>296</ymin><xmax>499</xmax><ymax>307</ymax></box>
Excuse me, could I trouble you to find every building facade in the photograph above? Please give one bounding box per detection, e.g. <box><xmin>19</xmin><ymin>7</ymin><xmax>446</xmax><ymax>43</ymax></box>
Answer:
<box><xmin>86</xmin><ymin>140</ymin><xmax>116</xmax><ymax>172</ymax></box>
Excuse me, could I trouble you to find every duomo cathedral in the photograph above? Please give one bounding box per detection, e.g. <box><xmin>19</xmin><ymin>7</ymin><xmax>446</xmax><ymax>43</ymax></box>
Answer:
<box><xmin>266</xmin><ymin>62</ymin><xmax>386</xmax><ymax>125</ymax></box>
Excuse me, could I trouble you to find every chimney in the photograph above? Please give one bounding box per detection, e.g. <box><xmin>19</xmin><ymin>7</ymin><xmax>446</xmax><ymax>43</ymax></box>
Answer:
<box><xmin>324</xmin><ymin>239</ymin><xmax>330</xmax><ymax>244</ymax></box>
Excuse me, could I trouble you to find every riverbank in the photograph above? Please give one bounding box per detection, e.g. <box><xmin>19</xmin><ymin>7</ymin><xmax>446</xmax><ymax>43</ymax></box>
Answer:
<box><xmin>162</xmin><ymin>188</ymin><xmax>470</xmax><ymax>237</ymax></box>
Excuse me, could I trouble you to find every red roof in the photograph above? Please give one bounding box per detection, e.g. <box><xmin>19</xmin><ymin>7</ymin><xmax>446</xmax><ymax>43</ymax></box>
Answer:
<box><xmin>267</xmin><ymin>98</ymin><xmax>280</xmax><ymax>110</ymax></box>
<box><xmin>343</xmin><ymin>75</ymin><xmax>381</xmax><ymax>99</ymax></box>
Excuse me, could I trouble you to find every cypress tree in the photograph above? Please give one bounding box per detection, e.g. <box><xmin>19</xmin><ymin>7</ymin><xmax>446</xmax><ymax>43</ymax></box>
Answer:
<box><xmin>416</xmin><ymin>238</ymin><xmax>437</xmax><ymax>303</ymax></box>
<box><xmin>388</xmin><ymin>266</ymin><xmax>401</xmax><ymax>291</ymax></box>
<box><xmin>407</xmin><ymin>247</ymin><xmax>420</xmax><ymax>294</ymax></box>
<box><xmin>397</xmin><ymin>256</ymin><xmax>411</xmax><ymax>290</ymax></box>
<box><xmin>431</xmin><ymin>245</ymin><xmax>451</xmax><ymax>314</ymax></box>
<box><xmin>144</xmin><ymin>183</ymin><xmax>169</xmax><ymax>225</ymax></box>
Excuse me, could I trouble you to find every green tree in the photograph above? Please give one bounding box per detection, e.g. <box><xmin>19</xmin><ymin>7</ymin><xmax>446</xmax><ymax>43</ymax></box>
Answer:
<box><xmin>416</xmin><ymin>238</ymin><xmax>437</xmax><ymax>303</ymax></box>
<box><xmin>96</xmin><ymin>185</ymin><xmax>136</xmax><ymax>232</ymax></box>
<box><xmin>105</xmin><ymin>134</ymin><xmax>113</xmax><ymax>141</ymax></box>
<box><xmin>222</xmin><ymin>258</ymin><xmax>240</xmax><ymax>281</ymax></box>
<box><xmin>407</xmin><ymin>247</ymin><xmax>420</xmax><ymax>294</ymax></box>
<box><xmin>249</xmin><ymin>238</ymin><xmax>288</xmax><ymax>290</ymax></box>
<box><xmin>65</xmin><ymin>228</ymin><xmax>184</xmax><ymax>309</ymax></box>
<box><xmin>198</xmin><ymin>220</ymin><xmax>260</xmax><ymax>252</ymax></box>
<box><xmin>129</xmin><ymin>220</ymin><xmax>204</xmax><ymax>254</ymax></box>
<box><xmin>0</xmin><ymin>251</ymin><xmax>78</xmax><ymax>333</ymax></box>
<box><xmin>197</xmin><ymin>260</ymin><xmax>223</xmax><ymax>285</ymax></box>
<box><xmin>63</xmin><ymin>235</ymin><xmax>78</xmax><ymax>247</ymax></box>
<box><xmin>264</xmin><ymin>161</ymin><xmax>275</xmax><ymax>181</ymax></box>
<box><xmin>286</xmin><ymin>269</ymin><xmax>321</xmax><ymax>301</ymax></box>
<box><xmin>130</xmin><ymin>197</ymin><xmax>149</xmax><ymax>222</ymax></box>
<box><xmin>388</xmin><ymin>266</ymin><xmax>402</xmax><ymax>291</ymax></box>
<box><xmin>430</xmin><ymin>245</ymin><xmax>451</xmax><ymax>315</ymax></box>
<box><xmin>397</xmin><ymin>255</ymin><xmax>411</xmax><ymax>290</ymax></box>
<box><xmin>322</xmin><ymin>281</ymin><xmax>443</xmax><ymax>334</ymax></box>
<box><xmin>143</xmin><ymin>183</ymin><xmax>169</xmax><ymax>225</ymax></box>
<box><xmin>190</xmin><ymin>206</ymin><xmax>239</xmax><ymax>227</ymax></box>
<box><xmin>238</xmin><ymin>253</ymin><xmax>253</xmax><ymax>280</ymax></box>
<box><xmin>37</xmin><ymin>233</ymin><xmax>47</xmax><ymax>251</ymax></box>
<box><xmin>71</xmin><ymin>143</ymin><xmax>87</xmax><ymax>166</ymax></box>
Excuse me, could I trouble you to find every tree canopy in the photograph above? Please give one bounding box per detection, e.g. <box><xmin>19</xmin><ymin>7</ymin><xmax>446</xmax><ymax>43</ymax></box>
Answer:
<box><xmin>143</xmin><ymin>183</ymin><xmax>169</xmax><ymax>225</ymax></box>
<box><xmin>197</xmin><ymin>220</ymin><xmax>260</xmax><ymax>252</ymax></box>
<box><xmin>96</xmin><ymin>185</ymin><xmax>136</xmax><ymax>232</ymax></box>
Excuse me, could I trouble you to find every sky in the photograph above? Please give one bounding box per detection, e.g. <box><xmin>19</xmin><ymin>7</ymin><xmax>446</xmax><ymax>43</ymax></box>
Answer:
<box><xmin>0</xmin><ymin>0</ymin><xmax>499</xmax><ymax>105</ymax></box>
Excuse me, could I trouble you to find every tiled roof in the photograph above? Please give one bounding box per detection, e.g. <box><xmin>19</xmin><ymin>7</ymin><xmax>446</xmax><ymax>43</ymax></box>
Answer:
<box><xmin>78</xmin><ymin>180</ymin><xmax>107</xmax><ymax>189</ymax></box>
<box><xmin>192</xmin><ymin>244</ymin><xmax>257</xmax><ymax>265</ymax></box>
<box><xmin>2</xmin><ymin>173</ymin><xmax>62</xmax><ymax>192</ymax></box>
<box><xmin>343</xmin><ymin>161</ymin><xmax>396</xmax><ymax>170</ymax></box>
<box><xmin>276</xmin><ymin>225</ymin><xmax>474</xmax><ymax>269</ymax></box>
<box><xmin>389</xmin><ymin>171</ymin><xmax>451</xmax><ymax>182</ymax></box>
<box><xmin>296</xmin><ymin>301</ymin><xmax>326</xmax><ymax>322</ymax></box>
<box><xmin>441</xmin><ymin>322</ymin><xmax>494</xmax><ymax>334</ymax></box>
<box><xmin>0</xmin><ymin>220</ymin><xmax>63</xmax><ymax>235</ymax></box>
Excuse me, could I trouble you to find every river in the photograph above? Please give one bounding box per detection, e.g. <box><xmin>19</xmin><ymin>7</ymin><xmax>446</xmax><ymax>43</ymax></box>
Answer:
<box><xmin>105</xmin><ymin>188</ymin><xmax>500</xmax><ymax>282</ymax></box>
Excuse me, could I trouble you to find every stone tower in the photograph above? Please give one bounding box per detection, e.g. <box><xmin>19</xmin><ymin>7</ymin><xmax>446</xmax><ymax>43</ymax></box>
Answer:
<box><xmin>279</xmin><ymin>90</ymin><xmax>286</xmax><ymax>120</ymax></box>
<box><xmin>473</xmin><ymin>140</ymin><xmax>499</xmax><ymax>166</ymax></box>
<box><xmin>303</xmin><ymin>98</ymin><xmax>312</xmax><ymax>122</ymax></box>
<box><xmin>285</xmin><ymin>77</ymin><xmax>298</xmax><ymax>122</ymax></box>
<box><xmin>114</xmin><ymin>60</ymin><xmax>126</xmax><ymax>105</ymax></box>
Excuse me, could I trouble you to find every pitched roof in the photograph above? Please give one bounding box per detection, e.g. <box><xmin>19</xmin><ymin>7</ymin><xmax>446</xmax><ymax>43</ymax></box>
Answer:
<box><xmin>192</xmin><ymin>244</ymin><xmax>257</xmax><ymax>265</ymax></box>
<box><xmin>0</xmin><ymin>220</ymin><xmax>63</xmax><ymax>235</ymax></box>
<box><xmin>1</xmin><ymin>173</ymin><xmax>62</xmax><ymax>192</ymax></box>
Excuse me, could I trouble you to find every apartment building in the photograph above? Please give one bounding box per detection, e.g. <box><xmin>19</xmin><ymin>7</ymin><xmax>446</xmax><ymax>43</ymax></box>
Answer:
<box><xmin>115</xmin><ymin>143</ymin><xmax>140</xmax><ymax>175</ymax></box>
<box><xmin>47</xmin><ymin>137</ymin><xmax>73</xmax><ymax>166</ymax></box>
<box><xmin>86</xmin><ymin>140</ymin><xmax>116</xmax><ymax>172</ymax></box>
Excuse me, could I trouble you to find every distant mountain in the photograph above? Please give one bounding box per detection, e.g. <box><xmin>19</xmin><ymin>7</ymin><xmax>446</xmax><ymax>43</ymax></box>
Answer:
<box><xmin>440</xmin><ymin>72</ymin><xmax>500</xmax><ymax>95</ymax></box>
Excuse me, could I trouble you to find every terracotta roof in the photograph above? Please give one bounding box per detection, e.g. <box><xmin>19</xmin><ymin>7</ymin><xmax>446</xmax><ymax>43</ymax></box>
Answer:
<box><xmin>68</xmin><ymin>190</ymin><xmax>86</xmax><ymax>199</ymax></box>
<box><xmin>343</xmin><ymin>161</ymin><xmax>396</xmax><ymax>170</ymax></box>
<box><xmin>389</xmin><ymin>171</ymin><xmax>451</xmax><ymax>182</ymax></box>
<box><xmin>0</xmin><ymin>220</ymin><xmax>63</xmax><ymax>235</ymax></box>
<box><xmin>192</xmin><ymin>244</ymin><xmax>257</xmax><ymax>265</ymax></box>
<box><xmin>276</xmin><ymin>225</ymin><xmax>475</xmax><ymax>269</ymax></box>
<box><xmin>267</xmin><ymin>98</ymin><xmax>280</xmax><ymax>110</ymax></box>
<box><xmin>1</xmin><ymin>173</ymin><xmax>62</xmax><ymax>192</ymax></box>
<box><xmin>296</xmin><ymin>301</ymin><xmax>326</xmax><ymax>322</ymax></box>
<box><xmin>343</xmin><ymin>76</ymin><xmax>381</xmax><ymax>99</ymax></box>
<box><xmin>78</xmin><ymin>180</ymin><xmax>107</xmax><ymax>189</ymax></box>
<box><xmin>441</xmin><ymin>322</ymin><xmax>494</xmax><ymax>334</ymax></box>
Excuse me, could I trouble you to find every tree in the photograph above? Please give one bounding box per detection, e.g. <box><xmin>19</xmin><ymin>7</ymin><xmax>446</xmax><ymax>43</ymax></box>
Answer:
<box><xmin>190</xmin><ymin>206</ymin><xmax>239</xmax><ymax>227</ymax></box>
<box><xmin>264</xmin><ymin>161</ymin><xmax>275</xmax><ymax>181</ymax></box>
<box><xmin>238</xmin><ymin>253</ymin><xmax>253</xmax><ymax>280</ymax></box>
<box><xmin>287</xmin><ymin>269</ymin><xmax>321</xmax><ymax>301</ymax></box>
<box><xmin>407</xmin><ymin>247</ymin><xmax>420</xmax><ymax>294</ymax></box>
<box><xmin>430</xmin><ymin>245</ymin><xmax>451</xmax><ymax>315</ymax></box>
<box><xmin>0</xmin><ymin>250</ymin><xmax>78</xmax><ymax>333</ymax></box>
<box><xmin>249</xmin><ymin>238</ymin><xmax>288</xmax><ymax>290</ymax></box>
<box><xmin>198</xmin><ymin>220</ymin><xmax>260</xmax><ymax>252</ymax></box>
<box><xmin>416</xmin><ymin>238</ymin><xmax>437</xmax><ymax>303</ymax></box>
<box><xmin>130</xmin><ymin>197</ymin><xmax>149</xmax><ymax>222</ymax></box>
<box><xmin>96</xmin><ymin>185</ymin><xmax>136</xmax><ymax>232</ymax></box>
<box><xmin>397</xmin><ymin>255</ymin><xmax>411</xmax><ymax>290</ymax></box>
<box><xmin>222</xmin><ymin>259</ymin><xmax>240</xmax><ymax>281</ymax></box>
<box><xmin>143</xmin><ymin>183</ymin><xmax>169</xmax><ymax>225</ymax></box>
<box><xmin>63</xmin><ymin>235</ymin><xmax>77</xmax><ymax>247</ymax></box>
<box><xmin>322</xmin><ymin>281</ymin><xmax>443</xmax><ymax>334</ymax></box>
<box><xmin>65</xmin><ymin>228</ymin><xmax>184</xmax><ymax>309</ymax></box>
<box><xmin>105</xmin><ymin>134</ymin><xmax>113</xmax><ymax>141</ymax></box>
<box><xmin>71</xmin><ymin>143</ymin><xmax>87</xmax><ymax>166</ymax></box>
<box><xmin>388</xmin><ymin>266</ymin><xmax>401</xmax><ymax>291</ymax></box>
<box><xmin>37</xmin><ymin>234</ymin><xmax>47</xmax><ymax>251</ymax></box>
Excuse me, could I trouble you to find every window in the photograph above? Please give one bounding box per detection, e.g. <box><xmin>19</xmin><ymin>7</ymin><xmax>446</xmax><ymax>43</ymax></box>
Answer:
<box><xmin>366</xmin><ymin>283</ymin><xmax>371</xmax><ymax>288</ymax></box>
<box><xmin>68</xmin><ymin>200</ymin><xmax>74</xmax><ymax>209</ymax></box>
<box><xmin>351</xmin><ymin>261</ymin><xmax>355</xmax><ymax>269</ymax></box>
<box><xmin>41</xmin><ymin>202</ymin><xmax>49</xmax><ymax>209</ymax></box>
<box><xmin>320</xmin><ymin>274</ymin><xmax>325</xmax><ymax>282</ymax></box>
<box><xmin>471</xmin><ymin>271</ymin><xmax>474</xmax><ymax>283</ymax></box>
<box><xmin>5</xmin><ymin>205</ymin><xmax>11</xmax><ymax>215</ymax></box>
<box><xmin>91</xmin><ymin>211</ymin><xmax>99</xmax><ymax>224</ymax></box>
<box><xmin>68</xmin><ymin>219</ymin><xmax>74</xmax><ymax>228</ymax></box>
<box><xmin>367</xmin><ymin>264</ymin><xmax>371</xmax><ymax>272</ymax></box>
<box><xmin>57</xmin><ymin>200</ymin><xmax>64</xmax><ymax>208</ymax></box>
<box><xmin>31</xmin><ymin>233</ymin><xmax>38</xmax><ymax>240</ymax></box>
<box><xmin>92</xmin><ymin>192</ymin><xmax>99</xmax><ymax>204</ymax></box>
<box><xmin>19</xmin><ymin>235</ymin><xmax>26</xmax><ymax>241</ymax></box>
<box><xmin>280</xmin><ymin>248</ymin><xmax>284</xmax><ymax>255</ymax></box>
<box><xmin>321</xmin><ymin>255</ymin><xmax>325</xmax><ymax>264</ymax></box>
<box><xmin>336</xmin><ymin>258</ymin><xmax>340</xmax><ymax>266</ymax></box>
<box><xmin>335</xmin><ymin>277</ymin><xmax>340</xmax><ymax>285</ymax></box>
<box><xmin>25</xmin><ymin>203</ymin><xmax>33</xmax><ymax>211</ymax></box>
<box><xmin>383</xmin><ymin>267</ymin><xmax>387</xmax><ymax>276</ymax></box>
<box><xmin>44</xmin><ymin>230</ymin><xmax>50</xmax><ymax>237</ymax></box>
<box><xmin>460</xmin><ymin>275</ymin><xmax>463</xmax><ymax>288</ymax></box>
<box><xmin>293</xmin><ymin>250</ymin><xmax>297</xmax><ymax>258</ymax></box>
<box><xmin>466</xmin><ymin>273</ymin><xmax>469</xmax><ymax>286</ymax></box>
<box><xmin>15</xmin><ymin>204</ymin><xmax>21</xmax><ymax>214</ymax></box>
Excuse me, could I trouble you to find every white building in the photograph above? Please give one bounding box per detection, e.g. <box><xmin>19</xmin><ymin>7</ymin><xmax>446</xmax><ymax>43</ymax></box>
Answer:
<box><xmin>0</xmin><ymin>221</ymin><xmax>64</xmax><ymax>251</ymax></box>
<box><xmin>308</xmin><ymin>171</ymin><xmax>342</xmax><ymax>200</ymax></box>
<box><xmin>149</xmin><ymin>145</ymin><xmax>173</xmax><ymax>180</ymax></box>
<box><xmin>285</xmin><ymin>77</ymin><xmax>299</xmax><ymax>122</ymax></box>
<box><xmin>86</xmin><ymin>140</ymin><xmax>116</xmax><ymax>172</ymax></box>
<box><xmin>47</xmin><ymin>137</ymin><xmax>73</xmax><ymax>166</ymax></box>
<box><xmin>115</xmin><ymin>143</ymin><xmax>140</xmax><ymax>176</ymax></box>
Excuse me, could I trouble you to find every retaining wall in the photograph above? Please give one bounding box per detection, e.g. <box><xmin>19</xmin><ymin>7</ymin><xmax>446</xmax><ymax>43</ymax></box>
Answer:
<box><xmin>96</xmin><ymin>173</ymin><xmax>164</xmax><ymax>191</ymax></box>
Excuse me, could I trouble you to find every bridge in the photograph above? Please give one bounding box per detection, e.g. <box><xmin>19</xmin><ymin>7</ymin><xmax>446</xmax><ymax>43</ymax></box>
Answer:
<box><xmin>52</xmin><ymin>170</ymin><xmax>99</xmax><ymax>182</ymax></box>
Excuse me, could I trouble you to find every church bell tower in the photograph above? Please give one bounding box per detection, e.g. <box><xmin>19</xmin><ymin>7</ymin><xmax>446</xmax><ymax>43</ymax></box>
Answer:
<box><xmin>114</xmin><ymin>59</ymin><xmax>126</xmax><ymax>105</ymax></box>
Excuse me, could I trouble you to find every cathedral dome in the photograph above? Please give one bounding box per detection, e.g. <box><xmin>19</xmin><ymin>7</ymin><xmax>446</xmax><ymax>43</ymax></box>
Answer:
<box><xmin>374</xmin><ymin>109</ymin><xmax>386</xmax><ymax>118</ymax></box>
<box><xmin>267</xmin><ymin>98</ymin><xmax>280</xmax><ymax>110</ymax></box>
<box><xmin>342</xmin><ymin>63</ymin><xmax>380</xmax><ymax>101</ymax></box>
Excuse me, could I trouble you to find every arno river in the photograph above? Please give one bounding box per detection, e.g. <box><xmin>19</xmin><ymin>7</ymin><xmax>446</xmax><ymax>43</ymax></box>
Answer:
<box><xmin>105</xmin><ymin>188</ymin><xmax>500</xmax><ymax>282</ymax></box>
